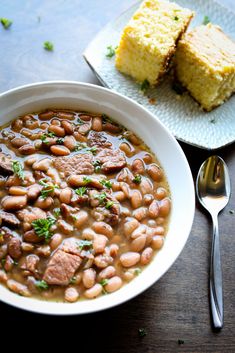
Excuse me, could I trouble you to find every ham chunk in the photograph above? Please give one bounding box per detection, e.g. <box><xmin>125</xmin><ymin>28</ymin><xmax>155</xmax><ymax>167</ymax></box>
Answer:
<box><xmin>54</xmin><ymin>154</ymin><xmax>94</xmax><ymax>177</ymax></box>
<box><xmin>0</xmin><ymin>211</ymin><xmax>20</xmax><ymax>226</ymax></box>
<box><xmin>96</xmin><ymin>149</ymin><xmax>126</xmax><ymax>174</ymax></box>
<box><xmin>87</xmin><ymin>131</ymin><xmax>112</xmax><ymax>148</ymax></box>
<box><xmin>0</xmin><ymin>153</ymin><xmax>13</xmax><ymax>175</ymax></box>
<box><xmin>43</xmin><ymin>249</ymin><xmax>82</xmax><ymax>285</ymax></box>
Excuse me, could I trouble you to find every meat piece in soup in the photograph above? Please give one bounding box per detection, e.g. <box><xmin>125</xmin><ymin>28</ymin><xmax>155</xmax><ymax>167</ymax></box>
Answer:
<box><xmin>0</xmin><ymin>109</ymin><xmax>171</xmax><ymax>302</ymax></box>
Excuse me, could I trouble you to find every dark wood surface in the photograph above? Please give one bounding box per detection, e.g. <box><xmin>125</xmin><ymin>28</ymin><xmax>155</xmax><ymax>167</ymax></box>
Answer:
<box><xmin>0</xmin><ymin>0</ymin><xmax>234</xmax><ymax>351</ymax></box>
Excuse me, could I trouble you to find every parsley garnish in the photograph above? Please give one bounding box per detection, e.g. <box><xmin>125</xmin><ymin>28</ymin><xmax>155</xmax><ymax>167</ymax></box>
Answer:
<box><xmin>32</xmin><ymin>217</ymin><xmax>56</xmax><ymax>242</ymax></box>
<box><xmin>39</xmin><ymin>178</ymin><xmax>58</xmax><ymax>199</ymax></box>
<box><xmin>106</xmin><ymin>45</ymin><xmax>117</xmax><ymax>58</ymax></box>
<box><xmin>95</xmin><ymin>192</ymin><xmax>107</xmax><ymax>205</ymax></box>
<box><xmin>93</xmin><ymin>160</ymin><xmax>102</xmax><ymax>173</ymax></box>
<box><xmin>83</xmin><ymin>176</ymin><xmax>92</xmax><ymax>185</ymax></box>
<box><xmin>0</xmin><ymin>18</ymin><xmax>12</xmax><ymax>29</ymax></box>
<box><xmin>44</xmin><ymin>41</ymin><xmax>54</xmax><ymax>51</ymax></box>
<box><xmin>105</xmin><ymin>200</ymin><xmax>114</xmax><ymax>209</ymax></box>
<box><xmin>56</xmin><ymin>138</ymin><xmax>64</xmax><ymax>145</ymax></box>
<box><xmin>40</xmin><ymin>132</ymin><xmax>55</xmax><ymax>144</ymax></box>
<box><xmin>77</xmin><ymin>117</ymin><xmax>85</xmax><ymax>125</ymax></box>
<box><xmin>69</xmin><ymin>276</ymin><xmax>77</xmax><ymax>284</ymax></box>
<box><xmin>78</xmin><ymin>240</ymin><xmax>93</xmax><ymax>250</ymax></box>
<box><xmin>53</xmin><ymin>208</ymin><xmax>61</xmax><ymax>218</ymax></box>
<box><xmin>12</xmin><ymin>161</ymin><xmax>25</xmax><ymax>181</ymax></box>
<box><xmin>35</xmin><ymin>280</ymin><xmax>49</xmax><ymax>290</ymax></box>
<box><xmin>134</xmin><ymin>268</ymin><xmax>142</xmax><ymax>276</ymax></box>
<box><xmin>203</xmin><ymin>15</ymin><xmax>210</xmax><ymax>25</ymax></box>
<box><xmin>100</xmin><ymin>279</ymin><xmax>109</xmax><ymax>286</ymax></box>
<box><xmin>74</xmin><ymin>142</ymin><xmax>97</xmax><ymax>155</ymax></box>
<box><xmin>138</xmin><ymin>328</ymin><xmax>147</xmax><ymax>337</ymax></box>
<box><xmin>140</xmin><ymin>79</ymin><xmax>150</xmax><ymax>93</ymax></box>
<box><xmin>132</xmin><ymin>174</ymin><xmax>142</xmax><ymax>184</ymax></box>
<box><xmin>75</xmin><ymin>187</ymin><xmax>87</xmax><ymax>197</ymax></box>
<box><xmin>100</xmin><ymin>179</ymin><xmax>112</xmax><ymax>189</ymax></box>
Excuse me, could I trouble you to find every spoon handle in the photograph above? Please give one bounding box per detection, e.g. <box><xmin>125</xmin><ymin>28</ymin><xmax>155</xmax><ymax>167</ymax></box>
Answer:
<box><xmin>210</xmin><ymin>214</ymin><xmax>223</xmax><ymax>329</ymax></box>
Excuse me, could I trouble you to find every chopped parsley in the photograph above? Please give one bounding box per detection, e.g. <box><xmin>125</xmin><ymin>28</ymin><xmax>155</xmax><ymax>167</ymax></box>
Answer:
<box><xmin>105</xmin><ymin>200</ymin><xmax>114</xmax><ymax>209</ymax></box>
<box><xmin>39</xmin><ymin>178</ymin><xmax>58</xmax><ymax>199</ymax></box>
<box><xmin>83</xmin><ymin>176</ymin><xmax>92</xmax><ymax>185</ymax></box>
<box><xmin>106</xmin><ymin>45</ymin><xmax>117</xmax><ymax>58</ymax></box>
<box><xmin>74</xmin><ymin>142</ymin><xmax>97</xmax><ymax>155</ymax></box>
<box><xmin>53</xmin><ymin>208</ymin><xmax>61</xmax><ymax>218</ymax></box>
<box><xmin>77</xmin><ymin>117</ymin><xmax>85</xmax><ymax>125</ymax></box>
<box><xmin>0</xmin><ymin>18</ymin><xmax>12</xmax><ymax>29</ymax></box>
<box><xmin>75</xmin><ymin>187</ymin><xmax>87</xmax><ymax>197</ymax></box>
<box><xmin>140</xmin><ymin>79</ymin><xmax>150</xmax><ymax>93</ymax></box>
<box><xmin>56</xmin><ymin>138</ymin><xmax>64</xmax><ymax>145</ymax></box>
<box><xmin>95</xmin><ymin>192</ymin><xmax>107</xmax><ymax>205</ymax></box>
<box><xmin>93</xmin><ymin>160</ymin><xmax>102</xmax><ymax>173</ymax></box>
<box><xmin>134</xmin><ymin>268</ymin><xmax>142</xmax><ymax>276</ymax></box>
<box><xmin>12</xmin><ymin>161</ymin><xmax>25</xmax><ymax>181</ymax></box>
<box><xmin>69</xmin><ymin>276</ymin><xmax>77</xmax><ymax>284</ymax></box>
<box><xmin>101</xmin><ymin>114</ymin><xmax>113</xmax><ymax>124</ymax></box>
<box><xmin>203</xmin><ymin>15</ymin><xmax>210</xmax><ymax>25</ymax></box>
<box><xmin>100</xmin><ymin>279</ymin><xmax>109</xmax><ymax>286</ymax></box>
<box><xmin>44</xmin><ymin>41</ymin><xmax>54</xmax><ymax>51</ymax></box>
<box><xmin>174</xmin><ymin>16</ymin><xmax>179</xmax><ymax>20</ymax></box>
<box><xmin>78</xmin><ymin>240</ymin><xmax>93</xmax><ymax>250</ymax></box>
<box><xmin>138</xmin><ymin>328</ymin><xmax>147</xmax><ymax>337</ymax></box>
<box><xmin>172</xmin><ymin>81</ymin><xmax>186</xmax><ymax>95</ymax></box>
<box><xmin>100</xmin><ymin>179</ymin><xmax>112</xmax><ymax>189</ymax></box>
<box><xmin>35</xmin><ymin>280</ymin><xmax>49</xmax><ymax>290</ymax></box>
<box><xmin>40</xmin><ymin>131</ymin><xmax>55</xmax><ymax>144</ymax></box>
<box><xmin>132</xmin><ymin>174</ymin><xmax>142</xmax><ymax>184</ymax></box>
<box><xmin>1</xmin><ymin>258</ymin><xmax>6</xmax><ymax>267</ymax></box>
<box><xmin>32</xmin><ymin>217</ymin><xmax>56</xmax><ymax>242</ymax></box>
<box><xmin>178</xmin><ymin>339</ymin><xmax>184</xmax><ymax>345</ymax></box>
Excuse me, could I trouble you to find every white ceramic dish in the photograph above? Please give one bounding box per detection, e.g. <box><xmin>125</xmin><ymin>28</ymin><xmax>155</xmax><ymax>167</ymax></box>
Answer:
<box><xmin>0</xmin><ymin>81</ymin><xmax>195</xmax><ymax>315</ymax></box>
<box><xmin>83</xmin><ymin>0</ymin><xmax>235</xmax><ymax>150</ymax></box>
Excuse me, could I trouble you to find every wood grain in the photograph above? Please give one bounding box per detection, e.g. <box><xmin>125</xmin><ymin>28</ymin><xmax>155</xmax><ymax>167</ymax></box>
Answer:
<box><xmin>0</xmin><ymin>1</ymin><xmax>234</xmax><ymax>352</ymax></box>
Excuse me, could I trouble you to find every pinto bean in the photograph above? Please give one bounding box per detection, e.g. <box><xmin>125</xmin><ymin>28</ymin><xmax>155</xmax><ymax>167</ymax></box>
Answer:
<box><xmin>79</xmin><ymin>123</ymin><xmax>91</xmax><ymax>135</ymax></box>
<box><xmin>35</xmin><ymin>245</ymin><xmax>51</xmax><ymax>257</ymax></box>
<box><xmin>18</xmin><ymin>144</ymin><xmax>36</xmax><ymax>155</ymax></box>
<box><xmin>120</xmin><ymin>252</ymin><xmax>140</xmax><ymax>267</ymax></box>
<box><xmin>11</xmin><ymin>118</ymin><xmax>23</xmax><ymax>132</ymax></box>
<box><xmin>32</xmin><ymin>158</ymin><xmax>52</xmax><ymax>171</ymax></box>
<box><xmin>147</xmin><ymin>164</ymin><xmax>163</xmax><ymax>182</ymax></box>
<box><xmin>2</xmin><ymin>196</ymin><xmax>27</xmax><ymax>211</ymax></box>
<box><xmin>92</xmin><ymin>222</ymin><xmax>113</xmax><ymax>238</ymax></box>
<box><xmin>132</xmin><ymin>207</ymin><xmax>148</xmax><ymax>221</ymax></box>
<box><xmin>98</xmin><ymin>266</ymin><xmax>116</xmax><ymax>281</ymax></box>
<box><xmin>51</xmin><ymin>119</ymin><xmax>61</xmax><ymax>126</ymax></box>
<box><xmin>82</xmin><ymin>268</ymin><xmax>96</xmax><ymax>289</ymax></box>
<box><xmin>123</xmin><ymin>218</ymin><xmax>139</xmax><ymax>237</ymax></box>
<box><xmin>92</xmin><ymin>116</ymin><xmax>102</xmax><ymax>131</ymax></box>
<box><xmin>81</xmin><ymin>228</ymin><xmax>96</xmax><ymax>240</ymax></box>
<box><xmin>64</xmin><ymin>135</ymin><xmax>76</xmax><ymax>151</ymax></box>
<box><xmin>50</xmin><ymin>233</ymin><xmax>63</xmax><ymax>251</ymax></box>
<box><xmin>23</xmin><ymin>115</ymin><xmax>39</xmax><ymax>129</ymax></box>
<box><xmin>8</xmin><ymin>186</ymin><xmax>27</xmax><ymax>196</ymax></box>
<box><xmin>151</xmin><ymin>235</ymin><xmax>164</xmax><ymax>250</ymax></box>
<box><xmin>130</xmin><ymin>190</ymin><xmax>142</xmax><ymax>209</ymax></box>
<box><xmin>57</xmin><ymin>111</ymin><xmax>75</xmax><ymax>120</ymax></box>
<box><xmin>34</xmin><ymin>196</ymin><xmax>54</xmax><ymax>209</ymax></box>
<box><xmin>0</xmin><ymin>269</ymin><xmax>8</xmax><ymax>283</ymax></box>
<box><xmin>94</xmin><ymin>254</ymin><xmax>113</xmax><ymax>268</ymax></box>
<box><xmin>48</xmin><ymin>125</ymin><xmax>65</xmax><ymax>137</ymax></box>
<box><xmin>57</xmin><ymin>219</ymin><xmax>73</xmax><ymax>234</ymax></box>
<box><xmin>140</xmin><ymin>247</ymin><xmax>153</xmax><ymax>265</ymax></box>
<box><xmin>11</xmin><ymin>137</ymin><xmax>29</xmax><ymax>148</ymax></box>
<box><xmin>130</xmin><ymin>234</ymin><xmax>147</xmax><ymax>252</ymax></box>
<box><xmin>7</xmin><ymin>279</ymin><xmax>31</xmax><ymax>296</ymax></box>
<box><xmin>25</xmin><ymin>156</ymin><xmax>38</xmax><ymax>167</ymax></box>
<box><xmin>21</xmin><ymin>242</ymin><xmax>34</xmax><ymax>252</ymax></box>
<box><xmin>143</xmin><ymin>194</ymin><xmax>154</xmax><ymax>205</ymax></box>
<box><xmin>61</xmin><ymin>120</ymin><xmax>74</xmax><ymax>134</ymax></box>
<box><xmin>159</xmin><ymin>198</ymin><xmax>171</xmax><ymax>217</ymax></box>
<box><xmin>24</xmin><ymin>230</ymin><xmax>41</xmax><ymax>243</ymax></box>
<box><xmin>155</xmin><ymin>187</ymin><xmax>167</xmax><ymax>200</ymax></box>
<box><xmin>39</xmin><ymin>111</ymin><xmax>55</xmax><ymax>120</ymax></box>
<box><xmin>120</xmin><ymin>182</ymin><xmax>131</xmax><ymax>198</ymax></box>
<box><xmin>113</xmin><ymin>191</ymin><xmax>126</xmax><ymax>202</ymax></box>
<box><xmin>59</xmin><ymin>188</ymin><xmax>72</xmax><ymax>204</ymax></box>
<box><xmin>27</xmin><ymin>184</ymin><xmax>41</xmax><ymax>201</ymax></box>
<box><xmin>93</xmin><ymin>234</ymin><xmax>108</xmax><ymax>254</ymax></box>
<box><xmin>132</xmin><ymin>159</ymin><xmax>145</xmax><ymax>174</ymax></box>
<box><xmin>64</xmin><ymin>287</ymin><xmax>79</xmax><ymax>302</ymax></box>
<box><xmin>109</xmin><ymin>244</ymin><xmax>119</xmax><ymax>257</ymax></box>
<box><xmin>119</xmin><ymin>142</ymin><xmax>134</xmax><ymax>157</ymax></box>
<box><xmin>139</xmin><ymin>178</ymin><xmax>153</xmax><ymax>195</ymax></box>
<box><xmin>8</xmin><ymin>238</ymin><xmax>22</xmax><ymax>259</ymax></box>
<box><xmin>74</xmin><ymin>210</ymin><xmax>88</xmax><ymax>229</ymax></box>
<box><xmin>142</xmin><ymin>153</ymin><xmax>152</xmax><ymax>164</ymax></box>
<box><xmin>105</xmin><ymin>276</ymin><xmax>122</xmax><ymax>293</ymax></box>
<box><xmin>131</xmin><ymin>224</ymin><xmax>147</xmax><ymax>239</ymax></box>
<box><xmin>4</xmin><ymin>255</ymin><xmax>14</xmax><ymax>272</ymax></box>
<box><xmin>84</xmin><ymin>283</ymin><xmax>102</xmax><ymax>299</ymax></box>
<box><xmin>50</xmin><ymin>145</ymin><xmax>70</xmax><ymax>156</ymax></box>
<box><xmin>149</xmin><ymin>200</ymin><xmax>159</xmax><ymax>218</ymax></box>
<box><xmin>0</xmin><ymin>245</ymin><xmax>8</xmax><ymax>260</ymax></box>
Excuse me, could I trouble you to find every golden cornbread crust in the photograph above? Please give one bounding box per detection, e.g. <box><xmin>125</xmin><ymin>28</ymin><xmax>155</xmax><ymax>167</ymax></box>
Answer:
<box><xmin>115</xmin><ymin>0</ymin><xmax>194</xmax><ymax>86</ymax></box>
<box><xmin>174</xmin><ymin>24</ymin><xmax>235</xmax><ymax>111</ymax></box>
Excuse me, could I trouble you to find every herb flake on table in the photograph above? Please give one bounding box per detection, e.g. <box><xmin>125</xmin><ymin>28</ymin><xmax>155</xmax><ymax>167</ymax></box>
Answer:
<box><xmin>35</xmin><ymin>280</ymin><xmax>49</xmax><ymax>290</ymax></box>
<box><xmin>178</xmin><ymin>339</ymin><xmax>185</xmax><ymax>345</ymax></box>
<box><xmin>229</xmin><ymin>209</ymin><xmax>234</xmax><ymax>215</ymax></box>
<box><xmin>106</xmin><ymin>45</ymin><xmax>117</xmax><ymax>58</ymax></box>
<box><xmin>202</xmin><ymin>15</ymin><xmax>210</xmax><ymax>25</ymax></box>
<box><xmin>32</xmin><ymin>217</ymin><xmax>56</xmax><ymax>242</ymax></box>
<box><xmin>12</xmin><ymin>161</ymin><xmax>25</xmax><ymax>181</ymax></box>
<box><xmin>0</xmin><ymin>18</ymin><xmax>12</xmax><ymax>29</ymax></box>
<box><xmin>44</xmin><ymin>41</ymin><xmax>54</xmax><ymax>51</ymax></box>
<box><xmin>138</xmin><ymin>328</ymin><xmax>147</xmax><ymax>337</ymax></box>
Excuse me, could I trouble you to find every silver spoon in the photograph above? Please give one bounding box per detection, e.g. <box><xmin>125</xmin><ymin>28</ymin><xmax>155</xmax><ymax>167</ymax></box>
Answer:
<box><xmin>196</xmin><ymin>155</ymin><xmax>231</xmax><ymax>329</ymax></box>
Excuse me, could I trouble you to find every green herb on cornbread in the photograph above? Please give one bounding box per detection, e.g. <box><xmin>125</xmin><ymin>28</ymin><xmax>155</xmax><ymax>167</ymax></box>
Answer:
<box><xmin>174</xmin><ymin>16</ymin><xmax>179</xmax><ymax>21</ymax></box>
<box><xmin>106</xmin><ymin>45</ymin><xmax>117</xmax><ymax>58</ymax></box>
<box><xmin>229</xmin><ymin>209</ymin><xmax>234</xmax><ymax>215</ymax></box>
<box><xmin>202</xmin><ymin>16</ymin><xmax>210</xmax><ymax>25</ymax></box>
<box><xmin>0</xmin><ymin>18</ymin><xmax>12</xmax><ymax>29</ymax></box>
<box><xmin>44</xmin><ymin>41</ymin><xmax>54</xmax><ymax>51</ymax></box>
<box><xmin>140</xmin><ymin>79</ymin><xmax>150</xmax><ymax>93</ymax></box>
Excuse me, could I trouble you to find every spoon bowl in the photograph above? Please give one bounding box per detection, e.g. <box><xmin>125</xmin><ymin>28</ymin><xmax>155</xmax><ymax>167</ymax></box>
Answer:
<box><xmin>196</xmin><ymin>155</ymin><xmax>231</xmax><ymax>329</ymax></box>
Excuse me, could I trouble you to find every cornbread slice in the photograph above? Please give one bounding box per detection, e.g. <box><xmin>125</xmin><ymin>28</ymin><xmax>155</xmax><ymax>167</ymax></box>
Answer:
<box><xmin>174</xmin><ymin>24</ymin><xmax>235</xmax><ymax>111</ymax></box>
<box><xmin>115</xmin><ymin>0</ymin><xmax>194</xmax><ymax>86</ymax></box>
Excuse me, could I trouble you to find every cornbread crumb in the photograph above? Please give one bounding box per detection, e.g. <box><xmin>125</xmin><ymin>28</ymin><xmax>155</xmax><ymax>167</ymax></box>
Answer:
<box><xmin>115</xmin><ymin>0</ymin><xmax>194</xmax><ymax>86</ymax></box>
<box><xmin>174</xmin><ymin>24</ymin><xmax>235</xmax><ymax>111</ymax></box>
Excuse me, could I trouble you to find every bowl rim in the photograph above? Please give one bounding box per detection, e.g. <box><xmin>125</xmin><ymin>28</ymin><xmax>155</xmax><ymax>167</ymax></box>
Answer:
<box><xmin>0</xmin><ymin>80</ymin><xmax>195</xmax><ymax>315</ymax></box>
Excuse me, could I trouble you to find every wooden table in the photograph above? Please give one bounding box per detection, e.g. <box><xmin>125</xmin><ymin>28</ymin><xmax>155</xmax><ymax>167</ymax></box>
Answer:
<box><xmin>0</xmin><ymin>1</ymin><xmax>234</xmax><ymax>351</ymax></box>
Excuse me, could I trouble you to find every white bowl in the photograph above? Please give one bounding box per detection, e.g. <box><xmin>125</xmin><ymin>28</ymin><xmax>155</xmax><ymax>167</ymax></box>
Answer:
<box><xmin>0</xmin><ymin>81</ymin><xmax>195</xmax><ymax>315</ymax></box>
